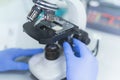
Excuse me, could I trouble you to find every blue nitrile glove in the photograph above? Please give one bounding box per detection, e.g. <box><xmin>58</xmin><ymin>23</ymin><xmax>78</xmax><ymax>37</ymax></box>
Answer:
<box><xmin>0</xmin><ymin>48</ymin><xmax>43</xmax><ymax>72</ymax></box>
<box><xmin>63</xmin><ymin>38</ymin><xmax>98</xmax><ymax>80</ymax></box>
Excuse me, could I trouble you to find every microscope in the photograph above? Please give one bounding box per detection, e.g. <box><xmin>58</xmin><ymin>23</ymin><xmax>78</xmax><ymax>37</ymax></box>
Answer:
<box><xmin>23</xmin><ymin>0</ymin><xmax>90</xmax><ymax>80</ymax></box>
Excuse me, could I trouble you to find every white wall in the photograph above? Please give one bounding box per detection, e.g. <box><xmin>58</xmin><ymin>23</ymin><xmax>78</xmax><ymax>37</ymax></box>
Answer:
<box><xmin>0</xmin><ymin>0</ymin><xmax>44</xmax><ymax>50</ymax></box>
<box><xmin>0</xmin><ymin>0</ymin><xmax>43</xmax><ymax>80</ymax></box>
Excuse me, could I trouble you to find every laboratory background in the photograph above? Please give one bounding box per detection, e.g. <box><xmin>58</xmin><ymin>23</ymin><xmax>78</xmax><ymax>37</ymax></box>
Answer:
<box><xmin>0</xmin><ymin>0</ymin><xmax>120</xmax><ymax>80</ymax></box>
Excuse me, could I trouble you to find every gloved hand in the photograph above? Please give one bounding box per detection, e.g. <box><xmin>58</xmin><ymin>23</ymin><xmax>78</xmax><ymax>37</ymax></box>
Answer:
<box><xmin>0</xmin><ymin>48</ymin><xmax>43</xmax><ymax>72</ymax></box>
<box><xmin>63</xmin><ymin>38</ymin><xmax>98</xmax><ymax>80</ymax></box>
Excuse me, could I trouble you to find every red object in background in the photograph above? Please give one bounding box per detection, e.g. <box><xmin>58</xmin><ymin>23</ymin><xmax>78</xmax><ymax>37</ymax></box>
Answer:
<box><xmin>102</xmin><ymin>13</ymin><xmax>120</xmax><ymax>25</ymax></box>
<box><xmin>87</xmin><ymin>10</ymin><xmax>120</xmax><ymax>28</ymax></box>
<box><xmin>102</xmin><ymin>13</ymin><xmax>115</xmax><ymax>25</ymax></box>
<box><xmin>87</xmin><ymin>2</ymin><xmax>120</xmax><ymax>35</ymax></box>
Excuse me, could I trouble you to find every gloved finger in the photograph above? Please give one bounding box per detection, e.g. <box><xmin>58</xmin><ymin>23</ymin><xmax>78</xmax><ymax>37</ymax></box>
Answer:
<box><xmin>13</xmin><ymin>48</ymin><xmax>44</xmax><ymax>58</ymax></box>
<box><xmin>10</xmin><ymin>62</ymin><xmax>29</xmax><ymax>71</ymax></box>
<box><xmin>73</xmin><ymin>38</ymin><xmax>91</xmax><ymax>58</ymax></box>
<box><xmin>63</xmin><ymin>42</ymin><xmax>74</xmax><ymax>60</ymax></box>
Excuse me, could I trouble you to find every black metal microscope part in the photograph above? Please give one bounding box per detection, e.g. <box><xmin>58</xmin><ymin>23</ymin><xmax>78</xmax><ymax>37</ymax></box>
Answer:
<box><xmin>23</xmin><ymin>0</ymin><xmax>90</xmax><ymax>45</ymax></box>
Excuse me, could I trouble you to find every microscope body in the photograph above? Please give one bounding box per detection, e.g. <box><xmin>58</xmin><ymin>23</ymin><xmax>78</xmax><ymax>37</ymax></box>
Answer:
<box><xmin>23</xmin><ymin>0</ymin><xmax>88</xmax><ymax>80</ymax></box>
